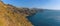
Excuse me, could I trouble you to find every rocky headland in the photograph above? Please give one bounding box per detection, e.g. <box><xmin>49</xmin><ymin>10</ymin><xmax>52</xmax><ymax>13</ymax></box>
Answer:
<box><xmin>0</xmin><ymin>1</ymin><xmax>37</xmax><ymax>26</ymax></box>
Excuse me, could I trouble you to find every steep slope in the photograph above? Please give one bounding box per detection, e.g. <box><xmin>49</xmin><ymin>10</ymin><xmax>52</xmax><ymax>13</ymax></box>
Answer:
<box><xmin>0</xmin><ymin>1</ymin><xmax>36</xmax><ymax>26</ymax></box>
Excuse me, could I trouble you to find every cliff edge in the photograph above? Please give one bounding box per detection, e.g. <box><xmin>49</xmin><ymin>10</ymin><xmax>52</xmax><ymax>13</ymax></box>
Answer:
<box><xmin>0</xmin><ymin>1</ymin><xmax>36</xmax><ymax>26</ymax></box>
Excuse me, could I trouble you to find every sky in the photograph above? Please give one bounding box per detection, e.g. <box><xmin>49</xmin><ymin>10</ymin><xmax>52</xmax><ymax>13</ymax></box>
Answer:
<box><xmin>2</xmin><ymin>0</ymin><xmax>60</xmax><ymax>10</ymax></box>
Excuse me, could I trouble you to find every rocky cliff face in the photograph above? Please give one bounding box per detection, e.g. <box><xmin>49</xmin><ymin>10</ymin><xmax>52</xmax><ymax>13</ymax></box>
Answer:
<box><xmin>0</xmin><ymin>1</ymin><xmax>36</xmax><ymax>26</ymax></box>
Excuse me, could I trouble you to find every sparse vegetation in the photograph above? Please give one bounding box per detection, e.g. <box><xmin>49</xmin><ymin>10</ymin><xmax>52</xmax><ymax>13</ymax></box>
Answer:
<box><xmin>0</xmin><ymin>1</ymin><xmax>37</xmax><ymax>26</ymax></box>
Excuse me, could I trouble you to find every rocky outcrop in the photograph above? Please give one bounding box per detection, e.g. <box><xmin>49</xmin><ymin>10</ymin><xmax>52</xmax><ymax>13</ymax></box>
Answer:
<box><xmin>0</xmin><ymin>1</ymin><xmax>36</xmax><ymax>26</ymax></box>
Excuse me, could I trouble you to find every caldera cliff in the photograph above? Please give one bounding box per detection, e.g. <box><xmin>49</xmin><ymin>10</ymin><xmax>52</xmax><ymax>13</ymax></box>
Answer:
<box><xmin>0</xmin><ymin>1</ymin><xmax>36</xmax><ymax>26</ymax></box>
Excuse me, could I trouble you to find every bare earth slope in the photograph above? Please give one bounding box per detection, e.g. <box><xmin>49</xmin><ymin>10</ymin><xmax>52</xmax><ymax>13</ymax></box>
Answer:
<box><xmin>0</xmin><ymin>1</ymin><xmax>36</xmax><ymax>26</ymax></box>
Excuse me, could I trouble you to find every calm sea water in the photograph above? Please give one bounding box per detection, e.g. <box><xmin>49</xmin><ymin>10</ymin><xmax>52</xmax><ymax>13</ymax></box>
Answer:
<box><xmin>27</xmin><ymin>10</ymin><xmax>60</xmax><ymax>26</ymax></box>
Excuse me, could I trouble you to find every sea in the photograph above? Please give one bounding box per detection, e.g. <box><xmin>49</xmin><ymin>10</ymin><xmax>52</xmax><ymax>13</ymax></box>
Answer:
<box><xmin>27</xmin><ymin>10</ymin><xmax>60</xmax><ymax>26</ymax></box>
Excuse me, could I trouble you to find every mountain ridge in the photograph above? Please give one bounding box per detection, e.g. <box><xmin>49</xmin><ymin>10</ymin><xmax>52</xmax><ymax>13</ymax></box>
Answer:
<box><xmin>0</xmin><ymin>1</ymin><xmax>36</xmax><ymax>26</ymax></box>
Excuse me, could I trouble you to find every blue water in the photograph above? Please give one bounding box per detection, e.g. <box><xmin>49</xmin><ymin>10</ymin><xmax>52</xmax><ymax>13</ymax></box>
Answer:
<box><xmin>27</xmin><ymin>10</ymin><xmax>60</xmax><ymax>26</ymax></box>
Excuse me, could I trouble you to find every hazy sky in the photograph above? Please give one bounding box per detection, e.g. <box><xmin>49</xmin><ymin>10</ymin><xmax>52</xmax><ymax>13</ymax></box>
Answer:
<box><xmin>2</xmin><ymin>0</ymin><xmax>60</xmax><ymax>10</ymax></box>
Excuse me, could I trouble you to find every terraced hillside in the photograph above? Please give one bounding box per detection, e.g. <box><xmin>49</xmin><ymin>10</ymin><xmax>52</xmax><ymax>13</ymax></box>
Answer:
<box><xmin>0</xmin><ymin>1</ymin><xmax>36</xmax><ymax>26</ymax></box>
